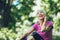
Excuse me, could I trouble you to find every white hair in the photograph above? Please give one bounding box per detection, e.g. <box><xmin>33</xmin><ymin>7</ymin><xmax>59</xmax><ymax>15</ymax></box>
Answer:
<box><xmin>37</xmin><ymin>9</ymin><xmax>46</xmax><ymax>15</ymax></box>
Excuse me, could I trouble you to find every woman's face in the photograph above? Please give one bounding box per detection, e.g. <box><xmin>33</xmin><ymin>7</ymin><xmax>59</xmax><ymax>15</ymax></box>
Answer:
<box><xmin>37</xmin><ymin>12</ymin><xmax>45</xmax><ymax>20</ymax></box>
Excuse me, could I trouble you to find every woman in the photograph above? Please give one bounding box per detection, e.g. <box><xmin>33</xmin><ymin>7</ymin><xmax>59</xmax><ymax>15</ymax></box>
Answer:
<box><xmin>20</xmin><ymin>10</ymin><xmax>53</xmax><ymax>40</ymax></box>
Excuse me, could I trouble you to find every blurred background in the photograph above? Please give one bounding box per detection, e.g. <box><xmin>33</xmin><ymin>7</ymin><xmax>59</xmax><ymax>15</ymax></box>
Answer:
<box><xmin>0</xmin><ymin>0</ymin><xmax>60</xmax><ymax>40</ymax></box>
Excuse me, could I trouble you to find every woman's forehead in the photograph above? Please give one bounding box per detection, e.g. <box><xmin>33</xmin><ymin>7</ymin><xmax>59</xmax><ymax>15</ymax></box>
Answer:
<box><xmin>37</xmin><ymin>12</ymin><xmax>45</xmax><ymax>15</ymax></box>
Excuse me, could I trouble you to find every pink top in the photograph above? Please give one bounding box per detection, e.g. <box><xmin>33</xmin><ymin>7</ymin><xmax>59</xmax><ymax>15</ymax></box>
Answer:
<box><xmin>32</xmin><ymin>21</ymin><xmax>53</xmax><ymax>40</ymax></box>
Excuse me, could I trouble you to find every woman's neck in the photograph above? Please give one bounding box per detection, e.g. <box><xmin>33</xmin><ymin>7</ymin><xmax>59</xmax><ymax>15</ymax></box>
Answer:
<box><xmin>40</xmin><ymin>19</ymin><xmax>44</xmax><ymax>23</ymax></box>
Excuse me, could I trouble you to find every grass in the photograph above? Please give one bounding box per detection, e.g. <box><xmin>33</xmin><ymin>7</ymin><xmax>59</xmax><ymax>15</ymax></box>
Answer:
<box><xmin>53</xmin><ymin>35</ymin><xmax>60</xmax><ymax>40</ymax></box>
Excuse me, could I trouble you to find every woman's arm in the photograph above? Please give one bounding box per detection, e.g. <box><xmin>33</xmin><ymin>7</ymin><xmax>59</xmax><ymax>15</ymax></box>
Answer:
<box><xmin>41</xmin><ymin>21</ymin><xmax>46</xmax><ymax>32</ymax></box>
<box><xmin>20</xmin><ymin>27</ymin><xmax>34</xmax><ymax>40</ymax></box>
<box><xmin>41</xmin><ymin>24</ymin><xmax>53</xmax><ymax>32</ymax></box>
<box><xmin>41</xmin><ymin>17</ymin><xmax>53</xmax><ymax>32</ymax></box>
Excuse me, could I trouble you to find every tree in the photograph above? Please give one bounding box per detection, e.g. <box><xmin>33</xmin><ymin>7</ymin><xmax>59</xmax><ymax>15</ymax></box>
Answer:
<box><xmin>0</xmin><ymin>0</ymin><xmax>13</xmax><ymax>27</ymax></box>
<box><xmin>9</xmin><ymin>0</ymin><xmax>35</xmax><ymax>28</ymax></box>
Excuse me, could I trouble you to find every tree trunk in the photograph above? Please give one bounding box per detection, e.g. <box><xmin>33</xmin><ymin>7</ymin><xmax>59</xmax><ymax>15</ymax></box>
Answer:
<box><xmin>0</xmin><ymin>0</ymin><xmax>12</xmax><ymax>27</ymax></box>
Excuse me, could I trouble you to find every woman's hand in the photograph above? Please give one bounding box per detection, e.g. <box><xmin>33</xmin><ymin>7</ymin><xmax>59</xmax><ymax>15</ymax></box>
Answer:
<box><xmin>41</xmin><ymin>17</ymin><xmax>53</xmax><ymax>32</ymax></box>
<box><xmin>19</xmin><ymin>33</ymin><xmax>28</xmax><ymax>40</ymax></box>
<box><xmin>41</xmin><ymin>17</ymin><xmax>47</xmax><ymax>32</ymax></box>
<box><xmin>20</xmin><ymin>36</ymin><xmax>26</xmax><ymax>40</ymax></box>
<box><xmin>19</xmin><ymin>27</ymin><xmax>34</xmax><ymax>40</ymax></box>
<box><xmin>44</xmin><ymin>17</ymin><xmax>47</xmax><ymax>24</ymax></box>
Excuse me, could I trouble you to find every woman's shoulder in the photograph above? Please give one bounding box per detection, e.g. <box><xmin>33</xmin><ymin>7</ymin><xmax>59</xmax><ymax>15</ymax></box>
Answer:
<box><xmin>32</xmin><ymin>23</ymin><xmax>38</xmax><ymax>28</ymax></box>
<box><xmin>47</xmin><ymin>21</ymin><xmax>53</xmax><ymax>26</ymax></box>
<box><xmin>47</xmin><ymin>21</ymin><xmax>53</xmax><ymax>24</ymax></box>
<box><xmin>32</xmin><ymin>23</ymin><xmax>38</xmax><ymax>26</ymax></box>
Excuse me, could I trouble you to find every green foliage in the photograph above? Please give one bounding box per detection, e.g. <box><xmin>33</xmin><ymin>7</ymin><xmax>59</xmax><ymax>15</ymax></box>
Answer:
<box><xmin>0</xmin><ymin>0</ymin><xmax>60</xmax><ymax>40</ymax></box>
<box><xmin>0</xmin><ymin>27</ymin><xmax>17</xmax><ymax>40</ymax></box>
<box><xmin>41</xmin><ymin>0</ymin><xmax>60</xmax><ymax>31</ymax></box>
<box><xmin>0</xmin><ymin>26</ymin><xmax>30</xmax><ymax>40</ymax></box>
<box><xmin>54</xmin><ymin>18</ymin><xmax>60</xmax><ymax>31</ymax></box>
<box><xmin>53</xmin><ymin>35</ymin><xmax>60</xmax><ymax>40</ymax></box>
<box><xmin>9</xmin><ymin>0</ymin><xmax>35</xmax><ymax>28</ymax></box>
